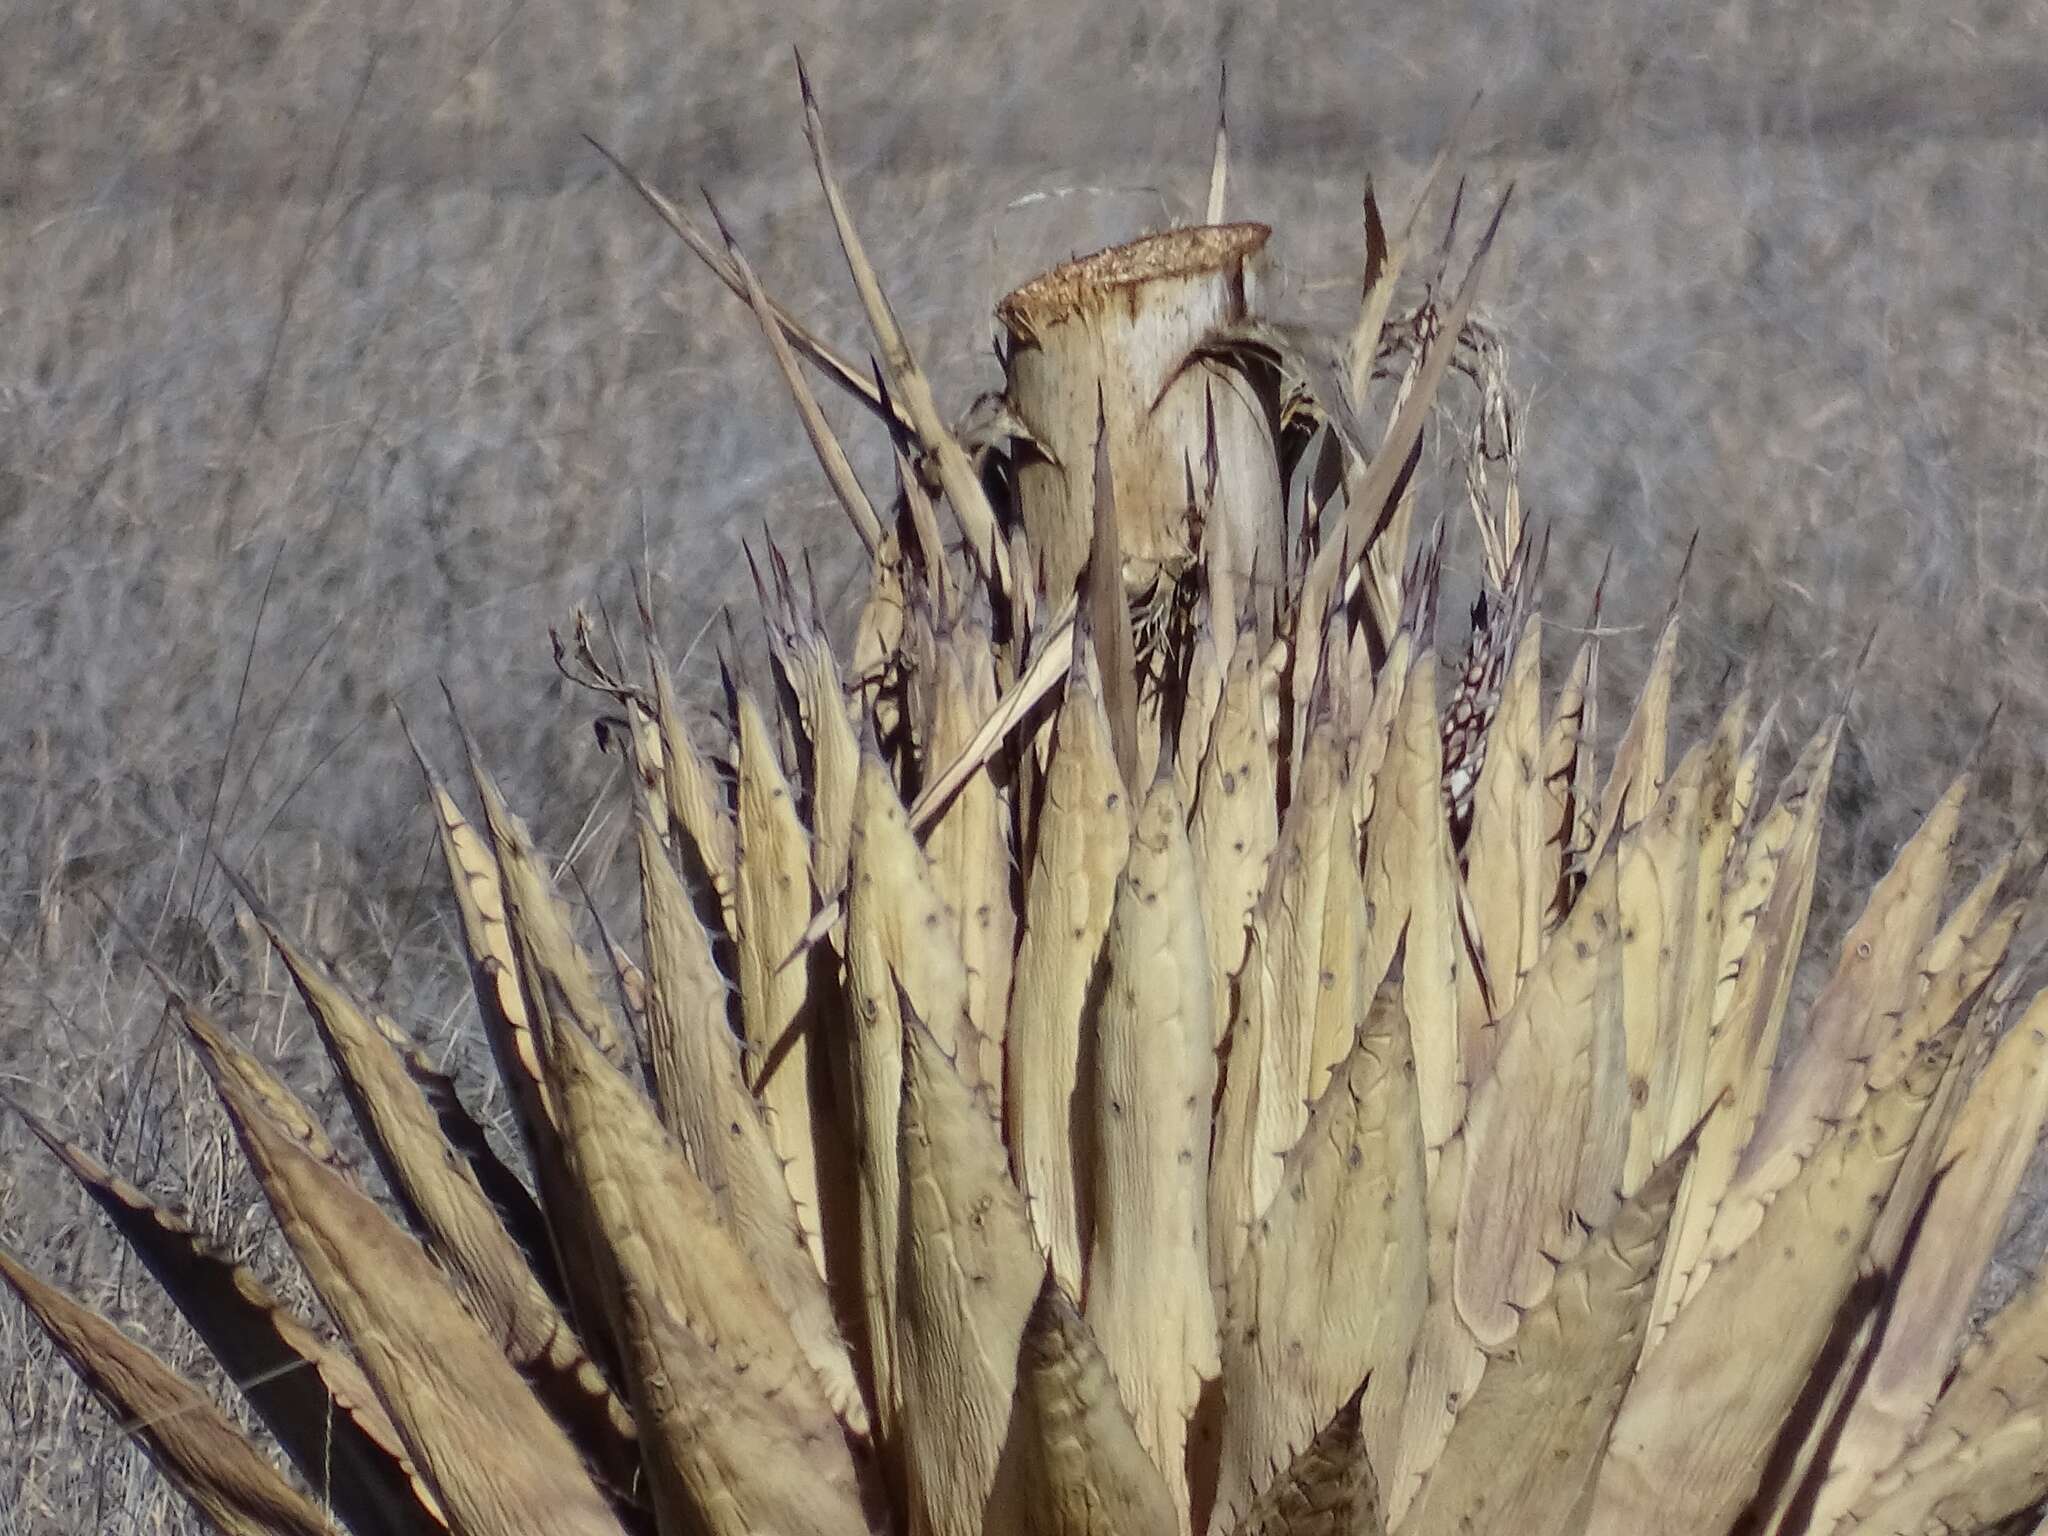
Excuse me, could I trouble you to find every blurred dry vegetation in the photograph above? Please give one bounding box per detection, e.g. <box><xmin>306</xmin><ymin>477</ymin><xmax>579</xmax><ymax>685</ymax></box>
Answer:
<box><xmin>4</xmin><ymin>0</ymin><xmax>2047</xmax><ymax>1528</ymax></box>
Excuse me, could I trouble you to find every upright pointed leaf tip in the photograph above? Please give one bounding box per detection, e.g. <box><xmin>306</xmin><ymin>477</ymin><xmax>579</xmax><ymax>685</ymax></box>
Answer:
<box><xmin>998</xmin><ymin>1274</ymin><xmax>1181</xmax><ymax>1536</ymax></box>
<box><xmin>1205</xmin><ymin>61</ymin><xmax>1230</xmax><ymax>226</ymax></box>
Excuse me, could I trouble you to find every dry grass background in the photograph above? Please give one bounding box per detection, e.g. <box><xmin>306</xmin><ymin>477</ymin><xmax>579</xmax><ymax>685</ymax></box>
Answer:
<box><xmin>3</xmin><ymin>0</ymin><xmax>2047</xmax><ymax>1529</ymax></box>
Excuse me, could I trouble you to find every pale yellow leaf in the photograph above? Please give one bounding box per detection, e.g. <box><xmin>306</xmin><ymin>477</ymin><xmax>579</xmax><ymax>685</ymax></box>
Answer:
<box><xmin>1585</xmin><ymin>1017</ymin><xmax>1960</xmax><ymax>1536</ymax></box>
<box><xmin>1225</xmin><ymin>1386</ymin><xmax>1384</xmax><ymax>1536</ymax></box>
<box><xmin>1212</xmin><ymin>982</ymin><xmax>1428</xmax><ymax>1535</ymax></box>
<box><xmin>897</xmin><ymin>1009</ymin><xmax>1044</xmax><ymax>1536</ymax></box>
<box><xmin>1085</xmin><ymin>778</ymin><xmax>1219</xmax><ymax>1522</ymax></box>
<box><xmin>1808</xmin><ymin>979</ymin><xmax>2047</xmax><ymax>1531</ymax></box>
<box><xmin>994</xmin><ymin>1278</ymin><xmax>1181</xmax><ymax>1536</ymax></box>
<box><xmin>1405</xmin><ymin>1135</ymin><xmax>1692</xmax><ymax>1536</ymax></box>
<box><xmin>0</xmin><ymin>1245</ymin><xmax>349</xmax><ymax>1536</ymax></box>
<box><xmin>1650</xmin><ymin>715</ymin><xmax>1839</xmax><ymax>1342</ymax></box>
<box><xmin>1359</xmin><ymin>650</ymin><xmax>1464</xmax><ymax>1152</ymax></box>
<box><xmin>1192</xmin><ymin>637</ymin><xmax>1280</xmax><ymax>1044</ymax></box>
<box><xmin>1009</xmin><ymin>646</ymin><xmax>1133</xmax><ymax>1291</ymax></box>
<box><xmin>179</xmin><ymin>996</ymin><xmax>631</xmax><ymax>1536</ymax></box>
<box><xmin>1461</xmin><ymin>612</ymin><xmax>1545</xmax><ymax>1017</ymax></box>
<box><xmin>637</xmin><ymin>811</ymin><xmax>871</xmax><ymax>1435</ymax></box>
<box><xmin>734</xmin><ymin>687</ymin><xmax>831</xmax><ymax>1278</ymax></box>
<box><xmin>1455</xmin><ymin>847</ymin><xmax>1628</xmax><ymax>1347</ymax></box>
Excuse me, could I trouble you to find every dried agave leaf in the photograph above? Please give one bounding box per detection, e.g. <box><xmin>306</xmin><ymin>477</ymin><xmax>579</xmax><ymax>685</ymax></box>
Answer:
<box><xmin>839</xmin><ymin>755</ymin><xmax>910</xmax><ymax>1436</ymax></box>
<box><xmin>166</xmin><ymin>966</ymin><xmax>345</xmax><ymax>1168</ymax></box>
<box><xmin>1308</xmin><ymin>825</ymin><xmax>1373</xmax><ymax>1112</ymax></box>
<box><xmin>1212</xmin><ymin>981</ymin><xmax>1428</xmax><ymax>1536</ymax></box>
<box><xmin>1085</xmin><ymin>415</ymin><xmax>1144</xmax><ymax>793</ymax></box>
<box><xmin>896</xmin><ymin>599</ymin><xmax>946</xmax><ymax>796</ymax></box>
<box><xmin>1205</xmin><ymin>69</ymin><xmax>1229</xmax><ymax>224</ymax></box>
<box><xmin>799</xmin><ymin>58</ymin><xmax>1009</xmax><ymax>595</ymax></box>
<box><xmin>842</xmin><ymin>752</ymin><xmax>975</xmax><ymax>1434</ymax></box>
<box><xmin>1845</xmin><ymin>1354</ymin><xmax>2045</xmax><ymax>1534</ymax></box>
<box><xmin>0</xmin><ymin>1244</ymin><xmax>351</xmax><ymax>1536</ymax></box>
<box><xmin>896</xmin><ymin>1007</ymin><xmax>1044</xmax><ymax>1536</ymax></box>
<box><xmin>1738</xmin><ymin>1290</ymin><xmax>1888</xmax><ymax>1536</ymax></box>
<box><xmin>1359</xmin><ymin>650</ymin><xmax>1464</xmax><ymax>1152</ymax></box>
<box><xmin>1588</xmin><ymin>601</ymin><xmax>1680</xmax><ymax>868</ymax></box>
<box><xmin>1172</xmin><ymin>612</ymin><xmax>1228</xmax><ymax>813</ymax></box>
<box><xmin>994</xmin><ymin>1278</ymin><xmax>1182</xmax><ymax>1536</ymax></box>
<box><xmin>1535</xmin><ymin>630</ymin><xmax>1599</xmax><ymax>931</ymax></box>
<box><xmin>1650</xmin><ymin>693</ymin><xmax>1748</xmax><ymax>1170</ymax></box>
<box><xmin>789</xmin><ymin>615</ymin><xmax>864</xmax><ymax>905</ymax></box>
<box><xmin>1181</xmin><ymin>318</ymin><xmax>1371</xmax><ymax>510</ymax></box>
<box><xmin>230</xmin><ymin>865</ymin><xmax>544</xmax><ymax>1211</ymax></box>
<box><xmin>1385</xmin><ymin>1130</ymin><xmax>1485</xmax><ymax>1525</ymax></box>
<box><xmin>911</xmin><ymin>596</ymin><xmax>1076</xmax><ymax>838</ymax></box>
<box><xmin>622</xmin><ymin>689</ymin><xmax>673</xmax><ymax>844</ymax></box>
<box><xmin>1846</xmin><ymin>1424</ymin><xmax>2048</xmax><ymax>1536</ymax></box>
<box><xmin>1613</xmin><ymin>741</ymin><xmax>1706</xmax><ymax>1193</ymax></box>
<box><xmin>225</xmin><ymin>872</ymin><xmax>640</xmax><ymax>1486</ymax></box>
<box><xmin>637</xmin><ymin>809</ymin><xmax>741</xmax><ymax>1142</ymax></box>
<box><xmin>852</xmin><ymin>534</ymin><xmax>912</xmax><ymax>730</ymax></box>
<box><xmin>532</xmin><ymin>946</ymin><xmax>814</xmax><ymax>1411</ymax></box>
<box><xmin>1009</xmin><ymin>644</ymin><xmax>1134</xmax><ymax>1291</ymax></box>
<box><xmin>1895</xmin><ymin>850</ymin><xmax>2015</xmax><ymax>1043</ymax></box>
<box><xmin>1842</xmin><ymin>1229</ymin><xmax>2048</xmax><ymax>1536</ymax></box>
<box><xmin>636</xmin><ymin>811</ymin><xmax>871</xmax><ymax>1436</ymax></box>
<box><xmin>752</xmin><ymin>544</ymin><xmax>858</xmax><ymax>899</ymax></box>
<box><xmin>1707</xmin><ymin>767</ymin><xmax>1965</xmax><ymax>1267</ymax></box>
<box><xmin>1085</xmin><ymin>777</ymin><xmax>1219</xmax><ymax>1515</ymax></box>
<box><xmin>1209</xmin><ymin>915</ymin><xmax>1274</xmax><ymax>1290</ymax></box>
<box><xmin>734</xmin><ymin>687</ymin><xmax>831</xmax><ymax>1278</ymax></box>
<box><xmin>587</xmin><ymin>134</ymin><xmax>900</xmax><ymax>430</ymax></box>
<box><xmin>462</xmin><ymin>737</ymin><xmax>633</xmax><ymax>1075</ymax></box>
<box><xmin>1862</xmin><ymin>877</ymin><xmax>2026</xmax><ymax>1271</ymax></box>
<box><xmin>651</xmin><ymin>650</ymin><xmax>742</xmax><ymax>943</ymax></box>
<box><xmin>924</xmin><ymin>625</ymin><xmax>1016</xmax><ymax>1098</ymax></box>
<box><xmin>628</xmin><ymin>1295</ymin><xmax>874</xmax><ymax>1536</ymax></box>
<box><xmin>1347</xmin><ymin>631</ymin><xmax>1410</xmax><ymax>837</ymax></box>
<box><xmin>1191</xmin><ymin>636</ymin><xmax>1279</xmax><ymax>1041</ymax></box>
<box><xmin>1404</xmin><ymin>1134</ymin><xmax>1693</xmax><ymax>1536</ymax></box>
<box><xmin>608</xmin><ymin>937</ymin><xmax>655</xmax><ymax>1058</ymax></box>
<box><xmin>1585</xmin><ymin>1016</ymin><xmax>1962</xmax><ymax>1536</ymax></box>
<box><xmin>1227</xmin><ymin>1386</ymin><xmax>1385</xmax><ymax>1536</ymax></box>
<box><xmin>1808</xmin><ymin>978</ymin><xmax>2047</xmax><ymax>1531</ymax></box>
<box><xmin>406</xmin><ymin>723</ymin><xmax>562</xmax><ymax>1142</ymax></box>
<box><xmin>453</xmin><ymin>736</ymin><xmax>651</xmax><ymax>1372</ymax></box>
<box><xmin>1352</xmin><ymin>481</ymin><xmax>1421</xmax><ymax>678</ymax></box>
<box><xmin>1460</xmin><ymin>612</ymin><xmax>1544</xmax><ymax>1016</ymax></box>
<box><xmin>8</xmin><ymin>1103</ymin><xmax>441</xmax><ymax>1535</ymax></box>
<box><xmin>177</xmin><ymin>995</ymin><xmax>633</xmax><ymax>1536</ymax></box>
<box><xmin>1650</xmin><ymin>715</ymin><xmax>1840</xmax><ymax>1340</ymax></box>
<box><xmin>1455</xmin><ymin>847</ymin><xmax>1627</xmax><ymax>1347</ymax></box>
<box><xmin>850</xmin><ymin>754</ymin><xmax>977</xmax><ymax>1080</ymax></box>
<box><xmin>534</xmin><ymin>958</ymin><xmax>865</xmax><ymax>1531</ymax></box>
<box><xmin>1726</xmin><ymin>702</ymin><xmax>1771</xmax><ymax>843</ymax></box>
<box><xmin>1345</xmin><ymin>176</ymin><xmax>1401</xmax><ymax>405</ymax></box>
<box><xmin>1231</xmin><ymin>715</ymin><xmax>1346</xmax><ymax>1222</ymax></box>
<box><xmin>1294</xmin><ymin>192</ymin><xmax>1511</xmax><ymax>690</ymax></box>
<box><xmin>900</xmin><ymin>443</ymin><xmax>960</xmax><ymax>624</ymax></box>
<box><xmin>714</xmin><ymin>204</ymin><xmax>885</xmax><ymax>555</ymax></box>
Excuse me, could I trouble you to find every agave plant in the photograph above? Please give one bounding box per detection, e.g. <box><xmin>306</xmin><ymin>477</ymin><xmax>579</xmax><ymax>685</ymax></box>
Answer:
<box><xmin>8</xmin><ymin>64</ymin><xmax>2048</xmax><ymax>1536</ymax></box>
